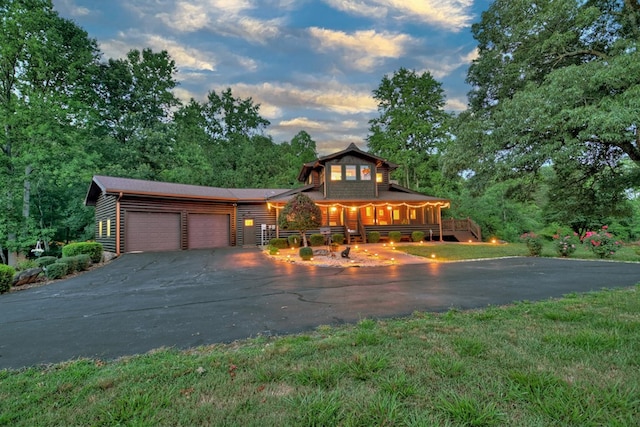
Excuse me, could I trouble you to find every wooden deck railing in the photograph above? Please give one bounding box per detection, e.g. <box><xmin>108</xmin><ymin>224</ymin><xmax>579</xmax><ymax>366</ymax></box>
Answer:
<box><xmin>442</xmin><ymin>218</ymin><xmax>482</xmax><ymax>241</ymax></box>
<box><xmin>275</xmin><ymin>218</ymin><xmax>481</xmax><ymax>243</ymax></box>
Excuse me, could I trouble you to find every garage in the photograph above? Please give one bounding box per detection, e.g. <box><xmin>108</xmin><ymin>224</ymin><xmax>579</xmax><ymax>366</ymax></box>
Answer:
<box><xmin>188</xmin><ymin>213</ymin><xmax>230</xmax><ymax>249</ymax></box>
<box><xmin>125</xmin><ymin>211</ymin><xmax>181</xmax><ymax>252</ymax></box>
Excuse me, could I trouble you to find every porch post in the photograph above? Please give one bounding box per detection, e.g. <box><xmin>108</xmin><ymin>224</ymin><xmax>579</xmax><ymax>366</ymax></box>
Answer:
<box><xmin>438</xmin><ymin>205</ymin><xmax>443</xmax><ymax>242</ymax></box>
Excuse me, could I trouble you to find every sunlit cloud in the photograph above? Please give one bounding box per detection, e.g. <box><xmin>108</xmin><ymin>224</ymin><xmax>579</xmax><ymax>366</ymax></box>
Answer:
<box><xmin>230</xmin><ymin>81</ymin><xmax>377</xmax><ymax>115</ymax></box>
<box><xmin>445</xmin><ymin>97</ymin><xmax>468</xmax><ymax>112</ymax></box>
<box><xmin>416</xmin><ymin>47</ymin><xmax>478</xmax><ymax>79</ymax></box>
<box><xmin>323</xmin><ymin>0</ymin><xmax>474</xmax><ymax>31</ymax></box>
<box><xmin>55</xmin><ymin>0</ymin><xmax>90</xmax><ymax>16</ymax></box>
<box><xmin>309</xmin><ymin>28</ymin><xmax>412</xmax><ymax>71</ymax></box>
<box><xmin>154</xmin><ymin>0</ymin><xmax>282</xmax><ymax>44</ymax></box>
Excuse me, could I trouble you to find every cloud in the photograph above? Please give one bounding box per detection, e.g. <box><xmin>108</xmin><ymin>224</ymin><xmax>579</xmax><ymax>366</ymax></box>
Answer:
<box><xmin>54</xmin><ymin>0</ymin><xmax>90</xmax><ymax>17</ymax></box>
<box><xmin>99</xmin><ymin>33</ymin><xmax>217</xmax><ymax>72</ymax></box>
<box><xmin>415</xmin><ymin>47</ymin><xmax>478</xmax><ymax>79</ymax></box>
<box><xmin>309</xmin><ymin>28</ymin><xmax>413</xmax><ymax>71</ymax></box>
<box><xmin>323</xmin><ymin>0</ymin><xmax>474</xmax><ymax>31</ymax></box>
<box><xmin>230</xmin><ymin>81</ymin><xmax>378</xmax><ymax>115</ymax></box>
<box><xmin>154</xmin><ymin>0</ymin><xmax>281</xmax><ymax>44</ymax></box>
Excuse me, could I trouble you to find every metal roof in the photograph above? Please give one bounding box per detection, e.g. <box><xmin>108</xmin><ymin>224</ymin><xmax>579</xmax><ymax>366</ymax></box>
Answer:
<box><xmin>85</xmin><ymin>175</ymin><xmax>289</xmax><ymax>206</ymax></box>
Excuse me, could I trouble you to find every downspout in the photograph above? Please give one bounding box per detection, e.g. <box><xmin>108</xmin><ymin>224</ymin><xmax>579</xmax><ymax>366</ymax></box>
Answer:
<box><xmin>116</xmin><ymin>192</ymin><xmax>122</xmax><ymax>256</ymax></box>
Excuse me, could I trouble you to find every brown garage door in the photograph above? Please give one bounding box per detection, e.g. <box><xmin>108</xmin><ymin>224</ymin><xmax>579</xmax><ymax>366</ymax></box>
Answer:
<box><xmin>125</xmin><ymin>211</ymin><xmax>181</xmax><ymax>252</ymax></box>
<box><xmin>188</xmin><ymin>213</ymin><xmax>229</xmax><ymax>249</ymax></box>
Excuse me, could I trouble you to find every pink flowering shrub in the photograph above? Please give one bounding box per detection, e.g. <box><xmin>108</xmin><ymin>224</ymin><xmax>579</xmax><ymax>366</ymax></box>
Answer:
<box><xmin>553</xmin><ymin>231</ymin><xmax>579</xmax><ymax>257</ymax></box>
<box><xmin>581</xmin><ymin>226</ymin><xmax>622</xmax><ymax>258</ymax></box>
<box><xmin>520</xmin><ymin>232</ymin><xmax>542</xmax><ymax>256</ymax></box>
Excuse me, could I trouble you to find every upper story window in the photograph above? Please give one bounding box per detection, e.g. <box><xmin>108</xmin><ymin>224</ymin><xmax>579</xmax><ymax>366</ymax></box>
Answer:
<box><xmin>330</xmin><ymin>165</ymin><xmax>342</xmax><ymax>181</ymax></box>
<box><xmin>360</xmin><ymin>165</ymin><xmax>371</xmax><ymax>180</ymax></box>
<box><xmin>345</xmin><ymin>165</ymin><xmax>356</xmax><ymax>180</ymax></box>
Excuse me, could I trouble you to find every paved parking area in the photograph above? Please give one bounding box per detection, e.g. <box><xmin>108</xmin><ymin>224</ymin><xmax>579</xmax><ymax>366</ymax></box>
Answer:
<box><xmin>1</xmin><ymin>247</ymin><xmax>639</xmax><ymax>369</ymax></box>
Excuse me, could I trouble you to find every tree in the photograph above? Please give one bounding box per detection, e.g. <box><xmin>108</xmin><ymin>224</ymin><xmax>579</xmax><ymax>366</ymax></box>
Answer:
<box><xmin>92</xmin><ymin>48</ymin><xmax>180</xmax><ymax>178</ymax></box>
<box><xmin>278</xmin><ymin>193</ymin><xmax>322</xmax><ymax>247</ymax></box>
<box><xmin>367</xmin><ymin>68</ymin><xmax>452</xmax><ymax>192</ymax></box>
<box><xmin>0</xmin><ymin>0</ymin><xmax>100</xmax><ymax>263</ymax></box>
<box><xmin>452</xmin><ymin>0</ymin><xmax>640</xmax><ymax>174</ymax></box>
<box><xmin>446</xmin><ymin>0</ymin><xmax>640</xmax><ymax>232</ymax></box>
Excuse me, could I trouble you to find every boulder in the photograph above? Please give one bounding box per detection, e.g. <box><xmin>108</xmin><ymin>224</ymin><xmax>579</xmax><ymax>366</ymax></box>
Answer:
<box><xmin>12</xmin><ymin>267</ymin><xmax>43</xmax><ymax>286</ymax></box>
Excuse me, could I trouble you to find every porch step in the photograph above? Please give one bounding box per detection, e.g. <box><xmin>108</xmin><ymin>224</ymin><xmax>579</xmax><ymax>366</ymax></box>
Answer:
<box><xmin>447</xmin><ymin>230</ymin><xmax>481</xmax><ymax>242</ymax></box>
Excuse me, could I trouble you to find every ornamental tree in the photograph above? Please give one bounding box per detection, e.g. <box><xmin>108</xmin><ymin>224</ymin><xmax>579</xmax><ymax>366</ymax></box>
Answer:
<box><xmin>278</xmin><ymin>193</ymin><xmax>322</xmax><ymax>247</ymax></box>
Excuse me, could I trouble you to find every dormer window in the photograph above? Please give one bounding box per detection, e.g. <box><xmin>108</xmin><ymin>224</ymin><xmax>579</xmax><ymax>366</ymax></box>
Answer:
<box><xmin>361</xmin><ymin>165</ymin><xmax>371</xmax><ymax>180</ymax></box>
<box><xmin>345</xmin><ymin>165</ymin><xmax>356</xmax><ymax>180</ymax></box>
<box><xmin>330</xmin><ymin>165</ymin><xmax>342</xmax><ymax>180</ymax></box>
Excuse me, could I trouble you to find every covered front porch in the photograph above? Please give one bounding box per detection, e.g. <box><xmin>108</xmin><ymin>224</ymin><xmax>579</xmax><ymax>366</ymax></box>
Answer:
<box><xmin>269</xmin><ymin>200</ymin><xmax>480</xmax><ymax>243</ymax></box>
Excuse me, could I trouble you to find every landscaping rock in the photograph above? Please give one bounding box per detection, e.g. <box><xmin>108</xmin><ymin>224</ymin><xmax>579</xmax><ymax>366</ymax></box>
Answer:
<box><xmin>12</xmin><ymin>267</ymin><xmax>43</xmax><ymax>286</ymax></box>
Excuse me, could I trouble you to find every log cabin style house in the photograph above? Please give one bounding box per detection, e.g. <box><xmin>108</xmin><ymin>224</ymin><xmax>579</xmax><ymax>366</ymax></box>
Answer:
<box><xmin>85</xmin><ymin>143</ymin><xmax>480</xmax><ymax>254</ymax></box>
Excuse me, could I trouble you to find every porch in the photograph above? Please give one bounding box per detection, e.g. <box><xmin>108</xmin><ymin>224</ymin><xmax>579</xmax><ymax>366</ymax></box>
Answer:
<box><xmin>275</xmin><ymin>218</ymin><xmax>481</xmax><ymax>244</ymax></box>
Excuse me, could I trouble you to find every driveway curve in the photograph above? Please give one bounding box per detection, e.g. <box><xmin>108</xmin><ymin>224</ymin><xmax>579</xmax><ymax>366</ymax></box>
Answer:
<box><xmin>1</xmin><ymin>247</ymin><xmax>639</xmax><ymax>369</ymax></box>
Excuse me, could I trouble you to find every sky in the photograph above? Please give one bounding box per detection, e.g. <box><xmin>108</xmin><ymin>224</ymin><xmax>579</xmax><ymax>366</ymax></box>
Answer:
<box><xmin>52</xmin><ymin>0</ymin><xmax>491</xmax><ymax>155</ymax></box>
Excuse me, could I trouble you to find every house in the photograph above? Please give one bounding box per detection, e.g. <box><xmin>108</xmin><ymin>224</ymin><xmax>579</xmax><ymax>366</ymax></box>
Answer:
<box><xmin>85</xmin><ymin>143</ymin><xmax>480</xmax><ymax>254</ymax></box>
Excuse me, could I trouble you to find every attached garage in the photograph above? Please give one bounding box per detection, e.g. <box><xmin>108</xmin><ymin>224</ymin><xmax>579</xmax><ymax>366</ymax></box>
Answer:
<box><xmin>188</xmin><ymin>213</ymin><xmax>229</xmax><ymax>249</ymax></box>
<box><xmin>125</xmin><ymin>211</ymin><xmax>181</xmax><ymax>253</ymax></box>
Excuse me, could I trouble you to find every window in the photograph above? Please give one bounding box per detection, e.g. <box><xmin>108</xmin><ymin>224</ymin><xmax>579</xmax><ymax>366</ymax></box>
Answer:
<box><xmin>98</xmin><ymin>221</ymin><xmax>103</xmax><ymax>238</ymax></box>
<box><xmin>345</xmin><ymin>165</ymin><xmax>356</xmax><ymax>180</ymax></box>
<box><xmin>331</xmin><ymin>165</ymin><xmax>342</xmax><ymax>180</ymax></box>
<box><xmin>360</xmin><ymin>165</ymin><xmax>371</xmax><ymax>180</ymax></box>
<box><xmin>106</xmin><ymin>219</ymin><xmax>111</xmax><ymax>237</ymax></box>
<box><xmin>376</xmin><ymin>173</ymin><xmax>383</xmax><ymax>183</ymax></box>
<box><xmin>410</xmin><ymin>209</ymin><xmax>417</xmax><ymax>220</ymax></box>
<box><xmin>393</xmin><ymin>209</ymin><xmax>400</xmax><ymax>221</ymax></box>
<box><xmin>244</xmin><ymin>219</ymin><xmax>254</xmax><ymax>227</ymax></box>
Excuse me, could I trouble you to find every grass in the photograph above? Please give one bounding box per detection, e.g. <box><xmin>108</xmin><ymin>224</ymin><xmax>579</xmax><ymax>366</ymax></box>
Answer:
<box><xmin>1</xmin><ymin>286</ymin><xmax>639</xmax><ymax>426</ymax></box>
<box><xmin>397</xmin><ymin>241</ymin><xmax>640</xmax><ymax>262</ymax></box>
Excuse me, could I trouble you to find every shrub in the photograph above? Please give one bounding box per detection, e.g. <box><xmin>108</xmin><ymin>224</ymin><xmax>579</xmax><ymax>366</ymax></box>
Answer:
<box><xmin>72</xmin><ymin>254</ymin><xmax>92</xmax><ymax>271</ymax></box>
<box><xmin>0</xmin><ymin>264</ymin><xmax>16</xmax><ymax>294</ymax></box>
<box><xmin>16</xmin><ymin>259</ymin><xmax>38</xmax><ymax>271</ymax></box>
<box><xmin>553</xmin><ymin>231</ymin><xmax>579</xmax><ymax>257</ymax></box>
<box><xmin>520</xmin><ymin>232</ymin><xmax>543</xmax><ymax>256</ymax></box>
<box><xmin>57</xmin><ymin>257</ymin><xmax>77</xmax><ymax>274</ymax></box>
<box><xmin>299</xmin><ymin>246</ymin><xmax>313</xmax><ymax>260</ymax></box>
<box><xmin>269</xmin><ymin>238</ymin><xmax>288</xmax><ymax>249</ymax></box>
<box><xmin>388</xmin><ymin>231</ymin><xmax>402</xmax><ymax>242</ymax></box>
<box><xmin>367</xmin><ymin>231</ymin><xmax>381</xmax><ymax>243</ymax></box>
<box><xmin>582</xmin><ymin>226</ymin><xmax>622</xmax><ymax>258</ymax></box>
<box><xmin>45</xmin><ymin>262</ymin><xmax>69</xmax><ymax>280</ymax></box>
<box><xmin>332</xmin><ymin>233</ymin><xmax>345</xmax><ymax>244</ymax></box>
<box><xmin>309</xmin><ymin>233</ymin><xmax>325</xmax><ymax>246</ymax></box>
<box><xmin>268</xmin><ymin>245</ymin><xmax>280</xmax><ymax>255</ymax></box>
<box><xmin>35</xmin><ymin>256</ymin><xmax>58</xmax><ymax>268</ymax></box>
<box><xmin>411</xmin><ymin>231</ymin><xmax>425</xmax><ymax>242</ymax></box>
<box><xmin>62</xmin><ymin>242</ymin><xmax>103</xmax><ymax>263</ymax></box>
<box><xmin>287</xmin><ymin>235</ymin><xmax>301</xmax><ymax>248</ymax></box>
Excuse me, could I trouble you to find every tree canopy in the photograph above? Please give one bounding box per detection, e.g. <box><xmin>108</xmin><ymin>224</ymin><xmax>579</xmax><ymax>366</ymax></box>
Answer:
<box><xmin>443</xmin><ymin>0</ymin><xmax>640</xmax><ymax>236</ymax></box>
<box><xmin>367</xmin><ymin>68</ymin><xmax>452</xmax><ymax>193</ymax></box>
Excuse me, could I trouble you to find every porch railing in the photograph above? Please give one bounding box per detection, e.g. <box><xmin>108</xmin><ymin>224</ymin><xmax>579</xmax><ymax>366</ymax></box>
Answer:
<box><xmin>442</xmin><ymin>217</ymin><xmax>482</xmax><ymax>241</ymax></box>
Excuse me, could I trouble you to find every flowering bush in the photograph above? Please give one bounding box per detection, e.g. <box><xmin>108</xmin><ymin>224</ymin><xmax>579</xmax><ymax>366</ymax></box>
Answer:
<box><xmin>582</xmin><ymin>226</ymin><xmax>622</xmax><ymax>259</ymax></box>
<box><xmin>553</xmin><ymin>231</ymin><xmax>579</xmax><ymax>257</ymax></box>
<box><xmin>520</xmin><ymin>232</ymin><xmax>543</xmax><ymax>256</ymax></box>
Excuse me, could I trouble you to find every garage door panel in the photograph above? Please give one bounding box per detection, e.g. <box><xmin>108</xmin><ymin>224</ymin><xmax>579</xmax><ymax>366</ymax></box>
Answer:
<box><xmin>188</xmin><ymin>214</ymin><xmax>229</xmax><ymax>249</ymax></box>
<box><xmin>126</xmin><ymin>212</ymin><xmax>181</xmax><ymax>252</ymax></box>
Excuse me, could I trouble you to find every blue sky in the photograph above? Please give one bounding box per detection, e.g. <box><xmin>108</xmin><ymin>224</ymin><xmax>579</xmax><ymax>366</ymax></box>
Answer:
<box><xmin>53</xmin><ymin>0</ymin><xmax>491</xmax><ymax>155</ymax></box>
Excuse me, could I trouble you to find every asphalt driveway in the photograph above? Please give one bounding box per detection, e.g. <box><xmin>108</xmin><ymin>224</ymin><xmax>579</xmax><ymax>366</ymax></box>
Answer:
<box><xmin>1</xmin><ymin>247</ymin><xmax>640</xmax><ymax>370</ymax></box>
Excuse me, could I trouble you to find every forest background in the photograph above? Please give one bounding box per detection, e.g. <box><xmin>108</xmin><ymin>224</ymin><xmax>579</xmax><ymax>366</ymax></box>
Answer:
<box><xmin>2</xmin><ymin>0</ymin><xmax>640</xmax><ymax>264</ymax></box>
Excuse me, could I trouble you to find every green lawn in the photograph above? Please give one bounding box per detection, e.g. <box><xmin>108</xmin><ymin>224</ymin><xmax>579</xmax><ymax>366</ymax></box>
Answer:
<box><xmin>397</xmin><ymin>241</ymin><xmax>640</xmax><ymax>262</ymax></box>
<box><xmin>2</xmin><ymin>285</ymin><xmax>639</xmax><ymax>426</ymax></box>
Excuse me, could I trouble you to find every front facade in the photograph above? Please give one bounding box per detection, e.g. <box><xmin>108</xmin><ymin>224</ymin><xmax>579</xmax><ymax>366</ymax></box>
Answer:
<box><xmin>85</xmin><ymin>144</ymin><xmax>475</xmax><ymax>254</ymax></box>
